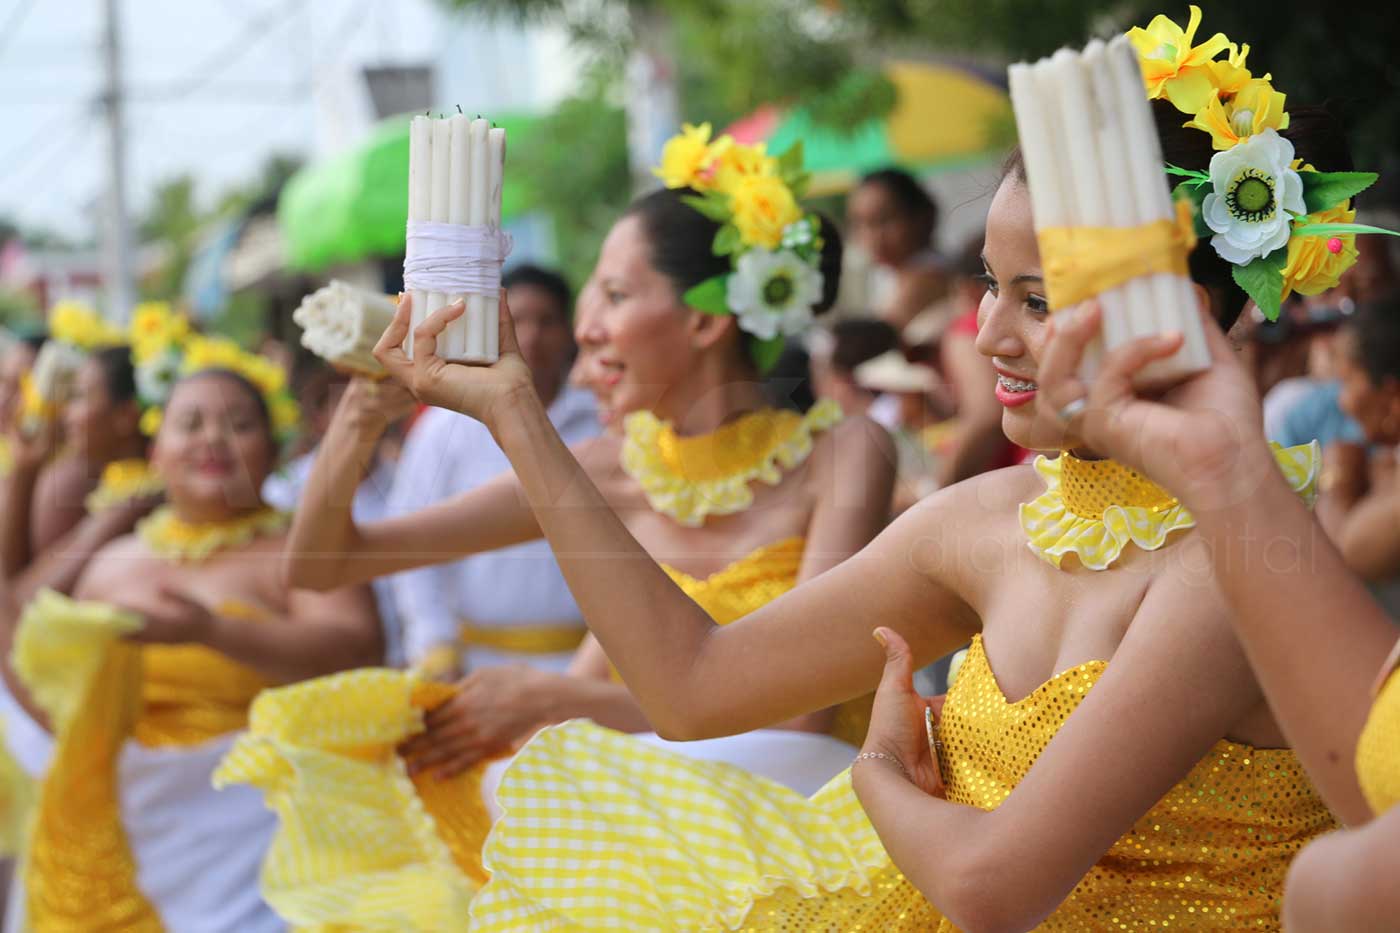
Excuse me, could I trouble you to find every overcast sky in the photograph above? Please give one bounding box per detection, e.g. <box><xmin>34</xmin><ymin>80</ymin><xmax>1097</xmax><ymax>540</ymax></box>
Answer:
<box><xmin>0</xmin><ymin>0</ymin><xmax>455</xmax><ymax>240</ymax></box>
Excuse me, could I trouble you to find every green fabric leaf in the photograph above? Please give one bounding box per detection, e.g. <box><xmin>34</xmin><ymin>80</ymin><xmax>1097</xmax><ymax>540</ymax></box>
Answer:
<box><xmin>1299</xmin><ymin>171</ymin><xmax>1378</xmax><ymax>214</ymax></box>
<box><xmin>682</xmin><ymin>275</ymin><xmax>730</xmax><ymax>316</ymax></box>
<box><xmin>681</xmin><ymin>193</ymin><xmax>731</xmax><ymax>223</ymax></box>
<box><xmin>1291</xmin><ymin>222</ymin><xmax>1400</xmax><ymax>238</ymax></box>
<box><xmin>777</xmin><ymin>141</ymin><xmax>805</xmax><ymax>182</ymax></box>
<box><xmin>1232</xmin><ymin>249</ymin><xmax>1286</xmax><ymax>321</ymax></box>
<box><xmin>750</xmin><ymin>335</ymin><xmax>786</xmax><ymax>373</ymax></box>
<box><xmin>1165</xmin><ymin>164</ymin><xmax>1211</xmax><ymax>186</ymax></box>
<box><xmin>713</xmin><ymin>224</ymin><xmax>742</xmax><ymax>256</ymax></box>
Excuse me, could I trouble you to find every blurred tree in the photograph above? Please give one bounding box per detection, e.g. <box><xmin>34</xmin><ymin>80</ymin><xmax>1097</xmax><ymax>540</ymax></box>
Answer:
<box><xmin>513</xmin><ymin>94</ymin><xmax>632</xmax><ymax>287</ymax></box>
<box><xmin>138</xmin><ymin>175</ymin><xmax>202</xmax><ymax>301</ymax></box>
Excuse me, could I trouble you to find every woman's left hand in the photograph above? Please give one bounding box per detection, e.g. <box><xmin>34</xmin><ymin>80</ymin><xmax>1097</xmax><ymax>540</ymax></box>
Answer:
<box><xmin>862</xmin><ymin>627</ymin><xmax>945</xmax><ymax>797</ymax></box>
<box><xmin>373</xmin><ymin>292</ymin><xmax>537</xmax><ymax>430</ymax></box>
<box><xmin>399</xmin><ymin>664</ymin><xmax>553</xmax><ymax>779</ymax></box>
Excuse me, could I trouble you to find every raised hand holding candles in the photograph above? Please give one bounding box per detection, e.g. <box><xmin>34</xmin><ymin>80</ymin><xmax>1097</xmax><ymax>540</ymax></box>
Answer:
<box><xmin>403</xmin><ymin>112</ymin><xmax>512</xmax><ymax>364</ymax></box>
<box><xmin>1009</xmin><ymin>36</ymin><xmax>1210</xmax><ymax>387</ymax></box>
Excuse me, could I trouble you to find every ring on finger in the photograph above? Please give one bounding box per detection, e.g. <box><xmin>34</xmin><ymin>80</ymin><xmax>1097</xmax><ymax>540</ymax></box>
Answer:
<box><xmin>1056</xmin><ymin>397</ymin><xmax>1087</xmax><ymax>424</ymax></box>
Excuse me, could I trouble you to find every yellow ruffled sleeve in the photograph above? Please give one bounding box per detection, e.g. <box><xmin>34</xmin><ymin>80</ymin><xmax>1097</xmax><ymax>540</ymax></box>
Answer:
<box><xmin>213</xmin><ymin>668</ymin><xmax>493</xmax><ymax>932</ymax></box>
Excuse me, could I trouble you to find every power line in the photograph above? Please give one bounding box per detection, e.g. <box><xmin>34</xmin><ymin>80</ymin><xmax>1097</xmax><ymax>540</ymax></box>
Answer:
<box><xmin>0</xmin><ymin>106</ymin><xmax>87</xmax><ymax>179</ymax></box>
<box><xmin>0</xmin><ymin>0</ymin><xmax>40</xmax><ymax>62</ymax></box>
<box><xmin>130</xmin><ymin>0</ymin><xmax>298</xmax><ymax>101</ymax></box>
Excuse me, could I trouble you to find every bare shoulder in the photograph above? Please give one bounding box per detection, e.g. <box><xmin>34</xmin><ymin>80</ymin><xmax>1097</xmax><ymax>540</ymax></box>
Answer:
<box><xmin>807</xmin><ymin>412</ymin><xmax>895</xmax><ymax>476</ymax></box>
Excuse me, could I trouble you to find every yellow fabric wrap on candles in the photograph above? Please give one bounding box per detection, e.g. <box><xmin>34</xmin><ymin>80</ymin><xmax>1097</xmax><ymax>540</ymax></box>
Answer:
<box><xmin>212</xmin><ymin>669</ymin><xmax>494</xmax><ymax>930</ymax></box>
<box><xmin>14</xmin><ymin>591</ymin><xmax>273</xmax><ymax>929</ymax></box>
<box><xmin>1037</xmin><ymin>198</ymin><xmax>1198</xmax><ymax>311</ymax></box>
<box><xmin>458</xmin><ymin>620</ymin><xmax>586</xmax><ymax>656</ymax></box>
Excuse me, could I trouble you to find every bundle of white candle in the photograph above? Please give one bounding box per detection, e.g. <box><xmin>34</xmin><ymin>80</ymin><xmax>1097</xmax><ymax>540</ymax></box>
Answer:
<box><xmin>293</xmin><ymin>281</ymin><xmax>397</xmax><ymax>377</ymax></box>
<box><xmin>23</xmin><ymin>340</ymin><xmax>85</xmax><ymax>434</ymax></box>
<box><xmin>403</xmin><ymin>113</ymin><xmax>510</xmax><ymax>364</ymax></box>
<box><xmin>1008</xmin><ymin>35</ymin><xmax>1210</xmax><ymax>386</ymax></box>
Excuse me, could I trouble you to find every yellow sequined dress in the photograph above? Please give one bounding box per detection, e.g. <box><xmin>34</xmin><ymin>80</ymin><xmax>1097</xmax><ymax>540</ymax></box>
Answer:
<box><xmin>467</xmin><ymin>635</ymin><xmax>1333</xmax><ymax>931</ymax></box>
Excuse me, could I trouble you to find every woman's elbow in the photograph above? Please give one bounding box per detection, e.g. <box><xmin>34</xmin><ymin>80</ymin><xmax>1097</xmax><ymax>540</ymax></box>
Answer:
<box><xmin>936</xmin><ymin>848</ymin><xmax>1061</xmax><ymax>933</ymax></box>
<box><xmin>281</xmin><ymin>552</ymin><xmax>338</xmax><ymax>592</ymax></box>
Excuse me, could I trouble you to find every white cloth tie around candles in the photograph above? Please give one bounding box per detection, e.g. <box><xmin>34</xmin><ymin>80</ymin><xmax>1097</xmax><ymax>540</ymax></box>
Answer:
<box><xmin>403</xmin><ymin>221</ymin><xmax>515</xmax><ymax>296</ymax></box>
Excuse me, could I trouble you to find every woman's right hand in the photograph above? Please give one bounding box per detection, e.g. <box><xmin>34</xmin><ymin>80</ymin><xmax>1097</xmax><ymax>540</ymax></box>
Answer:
<box><xmin>336</xmin><ymin>376</ymin><xmax>418</xmax><ymax>438</ymax></box>
<box><xmin>1036</xmin><ymin>300</ymin><xmax>1278</xmax><ymax>513</ymax></box>
<box><xmin>373</xmin><ymin>292</ymin><xmax>536</xmax><ymax>430</ymax></box>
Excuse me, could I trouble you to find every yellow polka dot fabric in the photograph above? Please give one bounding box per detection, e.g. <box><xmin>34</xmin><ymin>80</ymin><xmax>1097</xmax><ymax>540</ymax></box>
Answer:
<box><xmin>470</xmin><ymin>635</ymin><xmax>1334</xmax><ymax>931</ymax></box>
<box><xmin>213</xmin><ymin>669</ymin><xmax>491</xmax><ymax>931</ymax></box>
<box><xmin>1020</xmin><ymin>442</ymin><xmax>1319</xmax><ymax>570</ymax></box>
<box><xmin>1357</xmin><ymin>662</ymin><xmax>1400</xmax><ymax>816</ymax></box>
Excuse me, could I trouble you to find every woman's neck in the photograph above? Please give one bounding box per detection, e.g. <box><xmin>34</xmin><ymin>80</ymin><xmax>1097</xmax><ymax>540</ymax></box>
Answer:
<box><xmin>168</xmin><ymin>497</ymin><xmax>269</xmax><ymax>526</ymax></box>
<box><xmin>651</xmin><ymin>353</ymin><xmax>768</xmax><ymax>438</ymax></box>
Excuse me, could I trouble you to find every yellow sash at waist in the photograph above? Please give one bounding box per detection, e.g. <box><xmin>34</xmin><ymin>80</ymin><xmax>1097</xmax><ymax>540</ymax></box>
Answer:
<box><xmin>459</xmin><ymin>620</ymin><xmax>586</xmax><ymax>656</ymax></box>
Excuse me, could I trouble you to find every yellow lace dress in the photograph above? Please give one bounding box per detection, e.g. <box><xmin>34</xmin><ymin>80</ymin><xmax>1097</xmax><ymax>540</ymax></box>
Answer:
<box><xmin>465</xmin><ymin>444</ymin><xmax>1333</xmax><ymax>931</ymax></box>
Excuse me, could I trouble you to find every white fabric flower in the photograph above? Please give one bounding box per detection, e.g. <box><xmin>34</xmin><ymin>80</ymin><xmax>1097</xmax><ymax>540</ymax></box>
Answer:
<box><xmin>1201</xmin><ymin>128</ymin><xmax>1306</xmax><ymax>265</ymax></box>
<box><xmin>780</xmin><ymin>218</ymin><xmax>815</xmax><ymax>249</ymax></box>
<box><xmin>725</xmin><ymin>248</ymin><xmax>824</xmax><ymax>341</ymax></box>
<box><xmin>136</xmin><ymin>348</ymin><xmax>182</xmax><ymax>406</ymax></box>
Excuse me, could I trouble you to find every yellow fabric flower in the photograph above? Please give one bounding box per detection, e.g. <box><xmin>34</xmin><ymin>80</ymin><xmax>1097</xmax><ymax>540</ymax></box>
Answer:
<box><xmin>1205</xmin><ymin>43</ymin><xmax>1262</xmax><ymax>99</ymax></box>
<box><xmin>48</xmin><ymin>301</ymin><xmax>125</xmax><ymax>351</ymax></box>
<box><xmin>1128</xmin><ymin>4</ymin><xmax>1233</xmax><ymax>114</ymax></box>
<box><xmin>129</xmin><ymin>302</ymin><xmax>190</xmax><ymax>363</ymax></box>
<box><xmin>729</xmin><ymin>174</ymin><xmax>803</xmax><ymax>251</ymax></box>
<box><xmin>1186</xmin><ymin>77</ymin><xmax>1290</xmax><ymax>150</ymax></box>
<box><xmin>140</xmin><ymin>407</ymin><xmax>164</xmax><ymax>436</ymax></box>
<box><xmin>1283</xmin><ymin>201</ymin><xmax>1360</xmax><ymax>299</ymax></box>
<box><xmin>712</xmin><ymin>141</ymin><xmax>778</xmax><ymax>195</ymax></box>
<box><xmin>653</xmin><ymin>123</ymin><xmax>730</xmax><ymax>190</ymax></box>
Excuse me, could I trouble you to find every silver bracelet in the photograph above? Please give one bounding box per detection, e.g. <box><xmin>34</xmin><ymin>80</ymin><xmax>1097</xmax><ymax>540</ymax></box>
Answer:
<box><xmin>854</xmin><ymin>750</ymin><xmax>910</xmax><ymax>781</ymax></box>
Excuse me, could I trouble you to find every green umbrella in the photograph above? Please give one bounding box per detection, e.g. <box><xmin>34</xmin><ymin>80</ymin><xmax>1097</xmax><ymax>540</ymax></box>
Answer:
<box><xmin>279</xmin><ymin>114</ymin><xmax>536</xmax><ymax>272</ymax></box>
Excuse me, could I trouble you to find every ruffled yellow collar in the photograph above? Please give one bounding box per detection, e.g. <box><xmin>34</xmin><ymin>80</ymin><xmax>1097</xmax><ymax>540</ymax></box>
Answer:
<box><xmin>84</xmin><ymin>459</ymin><xmax>164</xmax><ymax>514</ymax></box>
<box><xmin>137</xmin><ymin>505</ymin><xmax>289</xmax><ymax>563</ymax></box>
<box><xmin>1020</xmin><ymin>441</ymin><xmax>1320</xmax><ymax>570</ymax></box>
<box><xmin>621</xmin><ymin>399</ymin><xmax>843</xmax><ymax>527</ymax></box>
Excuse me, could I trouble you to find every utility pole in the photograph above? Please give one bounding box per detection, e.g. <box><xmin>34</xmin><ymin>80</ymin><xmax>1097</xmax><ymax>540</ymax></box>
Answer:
<box><xmin>100</xmin><ymin>0</ymin><xmax>135</xmax><ymax>324</ymax></box>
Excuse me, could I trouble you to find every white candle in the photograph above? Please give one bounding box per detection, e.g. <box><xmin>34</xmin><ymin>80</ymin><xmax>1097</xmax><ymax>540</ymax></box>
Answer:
<box><xmin>1007</xmin><ymin>64</ymin><xmax>1067</xmax><ymax>228</ymax></box>
<box><xmin>406</xmin><ymin>115</ymin><xmax>432</xmax><ymax>358</ymax></box>
<box><xmin>1047</xmin><ymin>50</ymin><xmax>1120</xmax><ymax>369</ymax></box>
<box><xmin>1107</xmin><ymin>36</ymin><xmax>1210</xmax><ymax>378</ymax></box>
<box><xmin>446</xmin><ymin>113</ymin><xmax>473</xmax><ymax>360</ymax></box>
<box><xmin>462</xmin><ymin>118</ymin><xmax>490</xmax><ymax>362</ymax></box>
<box><xmin>484</xmin><ymin>126</ymin><xmax>506</xmax><ymax>363</ymax></box>
<box><xmin>420</xmin><ymin>117</ymin><xmax>453</xmax><ymax>360</ymax></box>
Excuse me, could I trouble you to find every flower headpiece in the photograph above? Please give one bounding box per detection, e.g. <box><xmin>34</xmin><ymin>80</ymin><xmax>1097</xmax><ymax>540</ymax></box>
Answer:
<box><xmin>1129</xmin><ymin>5</ymin><xmax>1398</xmax><ymax>320</ymax></box>
<box><xmin>653</xmin><ymin>123</ymin><xmax>824</xmax><ymax>371</ymax></box>
<box><xmin>17</xmin><ymin>301</ymin><xmax>126</xmax><ymax>427</ymax></box>
<box><xmin>129</xmin><ymin>302</ymin><xmax>299</xmax><ymax>439</ymax></box>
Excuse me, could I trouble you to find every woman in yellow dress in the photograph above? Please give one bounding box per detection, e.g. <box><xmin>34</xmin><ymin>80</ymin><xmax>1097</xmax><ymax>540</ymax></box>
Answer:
<box><xmin>4</xmin><ymin>337</ymin><xmax>382</xmax><ymax>931</ymax></box>
<box><xmin>369</xmin><ymin>10</ymin><xmax>1347</xmax><ymax>930</ymax></box>
<box><xmin>220</xmin><ymin>139</ymin><xmax>894</xmax><ymax>929</ymax></box>
<box><xmin>1038</xmin><ymin>282</ymin><xmax>1400</xmax><ymax>929</ymax></box>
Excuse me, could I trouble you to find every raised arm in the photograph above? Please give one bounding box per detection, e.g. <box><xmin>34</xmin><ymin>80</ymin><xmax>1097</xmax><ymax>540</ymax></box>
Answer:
<box><xmin>1037</xmin><ymin>303</ymin><xmax>1395</xmax><ymax>824</ymax></box>
<box><xmin>282</xmin><ymin>374</ymin><xmax>546</xmax><ymax>590</ymax></box>
<box><xmin>376</xmin><ymin>297</ymin><xmax>976</xmax><ymax>741</ymax></box>
<box><xmin>0</xmin><ymin>421</ymin><xmax>58</xmax><ymax>579</ymax></box>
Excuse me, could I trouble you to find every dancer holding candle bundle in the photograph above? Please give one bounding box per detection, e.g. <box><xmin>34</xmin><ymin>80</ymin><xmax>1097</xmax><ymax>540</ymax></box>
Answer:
<box><xmin>355</xmin><ymin>9</ymin><xmax>1379</xmax><ymax>930</ymax></box>
<box><xmin>219</xmin><ymin>133</ymin><xmax>891</xmax><ymax>929</ymax></box>
<box><xmin>1</xmin><ymin>316</ymin><xmax>381</xmax><ymax>933</ymax></box>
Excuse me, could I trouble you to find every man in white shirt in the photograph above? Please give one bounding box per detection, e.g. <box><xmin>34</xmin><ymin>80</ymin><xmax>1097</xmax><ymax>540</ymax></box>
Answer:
<box><xmin>389</xmin><ymin>264</ymin><xmax>600</xmax><ymax>676</ymax></box>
